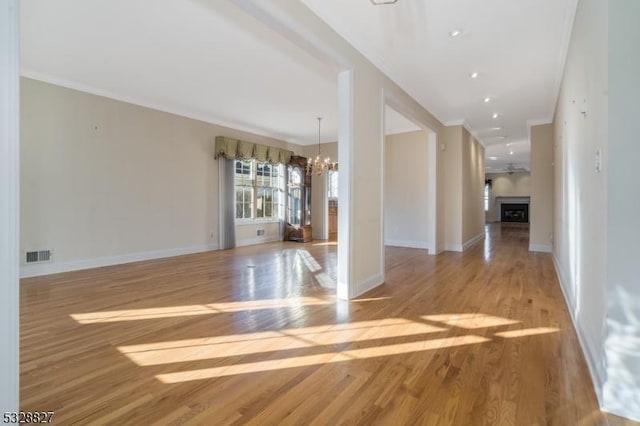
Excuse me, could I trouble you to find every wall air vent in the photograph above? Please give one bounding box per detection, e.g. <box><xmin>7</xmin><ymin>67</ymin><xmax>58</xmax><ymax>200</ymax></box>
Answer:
<box><xmin>256</xmin><ymin>229</ymin><xmax>265</xmax><ymax>236</ymax></box>
<box><xmin>25</xmin><ymin>249</ymin><xmax>52</xmax><ymax>264</ymax></box>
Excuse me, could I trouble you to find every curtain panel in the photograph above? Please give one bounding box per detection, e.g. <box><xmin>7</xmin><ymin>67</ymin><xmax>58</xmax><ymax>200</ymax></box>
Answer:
<box><xmin>218</xmin><ymin>157</ymin><xmax>236</xmax><ymax>250</ymax></box>
<box><xmin>215</xmin><ymin>136</ymin><xmax>293</xmax><ymax>164</ymax></box>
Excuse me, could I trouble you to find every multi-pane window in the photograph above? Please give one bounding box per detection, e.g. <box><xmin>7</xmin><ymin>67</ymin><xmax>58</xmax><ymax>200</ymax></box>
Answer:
<box><xmin>235</xmin><ymin>160</ymin><xmax>253</xmax><ymax>219</ymax></box>
<box><xmin>327</xmin><ymin>170</ymin><xmax>338</xmax><ymax>200</ymax></box>
<box><xmin>235</xmin><ymin>160</ymin><xmax>283</xmax><ymax>220</ymax></box>
<box><xmin>484</xmin><ymin>182</ymin><xmax>490</xmax><ymax>212</ymax></box>
<box><xmin>256</xmin><ymin>163</ymin><xmax>280</xmax><ymax>219</ymax></box>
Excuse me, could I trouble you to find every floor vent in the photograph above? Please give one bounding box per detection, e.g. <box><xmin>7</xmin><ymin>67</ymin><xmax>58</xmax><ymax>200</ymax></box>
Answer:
<box><xmin>25</xmin><ymin>249</ymin><xmax>52</xmax><ymax>264</ymax></box>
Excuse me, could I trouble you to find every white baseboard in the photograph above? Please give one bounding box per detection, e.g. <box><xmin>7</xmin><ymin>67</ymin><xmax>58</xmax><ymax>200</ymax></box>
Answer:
<box><xmin>384</xmin><ymin>239</ymin><xmax>429</xmax><ymax>250</ymax></box>
<box><xmin>529</xmin><ymin>243</ymin><xmax>552</xmax><ymax>252</ymax></box>
<box><xmin>235</xmin><ymin>235</ymin><xmax>282</xmax><ymax>248</ymax></box>
<box><xmin>444</xmin><ymin>243</ymin><xmax>463</xmax><ymax>252</ymax></box>
<box><xmin>552</xmin><ymin>253</ymin><xmax>604</xmax><ymax>406</ymax></box>
<box><xmin>463</xmin><ymin>232</ymin><xmax>485</xmax><ymax>251</ymax></box>
<box><xmin>353</xmin><ymin>273</ymin><xmax>384</xmax><ymax>298</ymax></box>
<box><xmin>444</xmin><ymin>233</ymin><xmax>485</xmax><ymax>253</ymax></box>
<box><xmin>429</xmin><ymin>245</ymin><xmax>445</xmax><ymax>255</ymax></box>
<box><xmin>20</xmin><ymin>243</ymin><xmax>219</xmax><ymax>278</ymax></box>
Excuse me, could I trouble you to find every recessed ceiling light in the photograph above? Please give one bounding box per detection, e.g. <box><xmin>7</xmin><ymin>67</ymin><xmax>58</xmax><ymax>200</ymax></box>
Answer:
<box><xmin>470</xmin><ymin>72</ymin><xmax>479</xmax><ymax>79</ymax></box>
<box><xmin>484</xmin><ymin>97</ymin><xmax>491</xmax><ymax>103</ymax></box>
<box><xmin>492</xmin><ymin>113</ymin><xmax>499</xmax><ymax>119</ymax></box>
<box><xmin>369</xmin><ymin>0</ymin><xmax>398</xmax><ymax>4</ymax></box>
<box><xmin>449</xmin><ymin>29</ymin><xmax>462</xmax><ymax>37</ymax></box>
<box><xmin>509</xmin><ymin>151</ymin><xmax>514</xmax><ymax>155</ymax></box>
<box><xmin>496</xmin><ymin>136</ymin><xmax>506</xmax><ymax>139</ymax></box>
<box><xmin>489</xmin><ymin>156</ymin><xmax>498</xmax><ymax>160</ymax></box>
<box><xmin>490</xmin><ymin>127</ymin><xmax>503</xmax><ymax>131</ymax></box>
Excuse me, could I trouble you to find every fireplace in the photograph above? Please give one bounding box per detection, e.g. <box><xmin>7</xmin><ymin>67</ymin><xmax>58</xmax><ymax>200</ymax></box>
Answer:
<box><xmin>501</xmin><ymin>203</ymin><xmax>529</xmax><ymax>223</ymax></box>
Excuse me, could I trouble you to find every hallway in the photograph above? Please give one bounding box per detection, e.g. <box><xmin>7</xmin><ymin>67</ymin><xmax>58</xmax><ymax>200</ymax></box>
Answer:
<box><xmin>20</xmin><ymin>224</ymin><xmax>610</xmax><ymax>424</ymax></box>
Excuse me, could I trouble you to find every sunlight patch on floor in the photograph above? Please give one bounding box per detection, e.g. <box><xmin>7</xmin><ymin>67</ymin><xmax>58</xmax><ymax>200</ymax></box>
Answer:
<box><xmin>297</xmin><ymin>249</ymin><xmax>322</xmax><ymax>272</ymax></box>
<box><xmin>422</xmin><ymin>313</ymin><xmax>520</xmax><ymax>329</ymax></box>
<box><xmin>70</xmin><ymin>297</ymin><xmax>332</xmax><ymax>324</ymax></box>
<box><xmin>314</xmin><ymin>272</ymin><xmax>336</xmax><ymax>288</ymax></box>
<box><xmin>71</xmin><ymin>296</ymin><xmax>390</xmax><ymax>324</ymax></box>
<box><xmin>118</xmin><ymin>319</ymin><xmax>447</xmax><ymax>366</ymax></box>
<box><xmin>494</xmin><ymin>327</ymin><xmax>559</xmax><ymax>338</ymax></box>
<box><xmin>155</xmin><ymin>334</ymin><xmax>491</xmax><ymax>383</ymax></box>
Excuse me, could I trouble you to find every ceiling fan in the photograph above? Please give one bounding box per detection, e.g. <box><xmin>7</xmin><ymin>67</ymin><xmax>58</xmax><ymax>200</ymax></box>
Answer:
<box><xmin>500</xmin><ymin>163</ymin><xmax>529</xmax><ymax>175</ymax></box>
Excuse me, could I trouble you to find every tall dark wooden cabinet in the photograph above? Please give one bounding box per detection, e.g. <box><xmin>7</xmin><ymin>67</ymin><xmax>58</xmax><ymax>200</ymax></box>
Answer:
<box><xmin>285</xmin><ymin>156</ymin><xmax>312</xmax><ymax>242</ymax></box>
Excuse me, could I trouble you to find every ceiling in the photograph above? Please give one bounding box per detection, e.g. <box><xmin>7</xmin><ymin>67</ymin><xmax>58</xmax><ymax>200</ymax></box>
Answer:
<box><xmin>20</xmin><ymin>0</ymin><xmax>341</xmax><ymax>145</ymax></box>
<box><xmin>303</xmin><ymin>0</ymin><xmax>577</xmax><ymax>171</ymax></box>
<box><xmin>21</xmin><ymin>0</ymin><xmax>576</xmax><ymax>169</ymax></box>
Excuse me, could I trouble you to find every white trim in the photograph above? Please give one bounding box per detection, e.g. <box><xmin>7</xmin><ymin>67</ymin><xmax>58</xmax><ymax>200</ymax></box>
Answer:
<box><xmin>461</xmin><ymin>121</ymin><xmax>486</xmax><ymax>148</ymax></box>
<box><xmin>353</xmin><ymin>273</ymin><xmax>384</xmax><ymax>299</ymax></box>
<box><xmin>235</xmin><ymin>235</ymin><xmax>281</xmax><ymax>248</ymax></box>
<box><xmin>445</xmin><ymin>243</ymin><xmax>463</xmax><ymax>252</ymax></box>
<box><xmin>527</xmin><ymin>118</ymin><xmax>554</xmax><ymax>128</ymax></box>
<box><xmin>443</xmin><ymin>232</ymin><xmax>485</xmax><ymax>253</ymax></box>
<box><xmin>385</xmin><ymin>239</ymin><xmax>429</xmax><ymax>250</ymax></box>
<box><xmin>0</xmin><ymin>0</ymin><xmax>20</xmax><ymax>413</ymax></box>
<box><xmin>463</xmin><ymin>232</ymin><xmax>485</xmax><ymax>251</ymax></box>
<box><xmin>529</xmin><ymin>244</ymin><xmax>552</xmax><ymax>252</ymax></box>
<box><xmin>495</xmin><ymin>196</ymin><xmax>531</xmax><ymax>223</ymax></box>
<box><xmin>443</xmin><ymin>120</ymin><xmax>486</xmax><ymax>148</ymax></box>
<box><xmin>552</xmin><ymin>253</ymin><xmax>605</xmax><ymax>406</ymax></box>
<box><xmin>20</xmin><ymin>244</ymin><xmax>219</xmax><ymax>279</ymax></box>
<box><xmin>235</xmin><ymin>218</ymin><xmax>282</xmax><ymax>226</ymax></box>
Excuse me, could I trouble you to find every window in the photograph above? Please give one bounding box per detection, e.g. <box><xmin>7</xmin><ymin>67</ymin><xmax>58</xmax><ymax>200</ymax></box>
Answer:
<box><xmin>484</xmin><ymin>182</ymin><xmax>490</xmax><ymax>212</ymax></box>
<box><xmin>287</xmin><ymin>166</ymin><xmax>303</xmax><ymax>225</ymax></box>
<box><xmin>235</xmin><ymin>160</ymin><xmax>284</xmax><ymax>220</ymax></box>
<box><xmin>327</xmin><ymin>170</ymin><xmax>338</xmax><ymax>200</ymax></box>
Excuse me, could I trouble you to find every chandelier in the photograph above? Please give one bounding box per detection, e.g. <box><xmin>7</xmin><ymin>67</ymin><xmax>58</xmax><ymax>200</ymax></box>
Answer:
<box><xmin>306</xmin><ymin>117</ymin><xmax>336</xmax><ymax>177</ymax></box>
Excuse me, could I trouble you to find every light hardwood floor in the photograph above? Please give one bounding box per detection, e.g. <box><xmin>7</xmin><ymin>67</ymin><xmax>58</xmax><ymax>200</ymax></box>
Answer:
<box><xmin>20</xmin><ymin>224</ymin><xmax>624</xmax><ymax>425</ymax></box>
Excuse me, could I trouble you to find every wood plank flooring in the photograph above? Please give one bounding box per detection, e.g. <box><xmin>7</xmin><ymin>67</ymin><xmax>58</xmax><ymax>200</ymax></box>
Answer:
<box><xmin>20</xmin><ymin>224</ymin><xmax>620</xmax><ymax>425</ymax></box>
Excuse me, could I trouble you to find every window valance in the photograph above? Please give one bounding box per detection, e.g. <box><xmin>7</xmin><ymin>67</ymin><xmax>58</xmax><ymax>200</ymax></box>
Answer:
<box><xmin>214</xmin><ymin>136</ymin><xmax>293</xmax><ymax>165</ymax></box>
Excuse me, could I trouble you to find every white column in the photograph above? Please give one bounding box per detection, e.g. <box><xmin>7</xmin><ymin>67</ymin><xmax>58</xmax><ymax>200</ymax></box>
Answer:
<box><xmin>336</xmin><ymin>70</ymin><xmax>353</xmax><ymax>300</ymax></box>
<box><xmin>427</xmin><ymin>132</ymin><xmax>441</xmax><ymax>254</ymax></box>
<box><xmin>0</xmin><ymin>0</ymin><xmax>20</xmax><ymax>413</ymax></box>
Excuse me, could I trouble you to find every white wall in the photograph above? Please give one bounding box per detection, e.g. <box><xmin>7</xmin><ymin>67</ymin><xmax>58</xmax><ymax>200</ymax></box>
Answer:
<box><xmin>462</xmin><ymin>129</ymin><xmax>485</xmax><ymax>246</ymax></box>
<box><xmin>236</xmin><ymin>221</ymin><xmax>282</xmax><ymax>247</ymax></box>
<box><xmin>555</xmin><ymin>2</ymin><xmax>640</xmax><ymax>420</ymax></box>
<box><xmin>553</xmin><ymin>0</ymin><xmax>608</xmax><ymax>411</ymax></box>
<box><xmin>443</xmin><ymin>126</ymin><xmax>462</xmax><ymax>249</ymax></box>
<box><xmin>0</xmin><ymin>0</ymin><xmax>20</xmax><ymax>414</ymax></box>
<box><xmin>21</xmin><ymin>78</ymin><xmax>300</xmax><ymax>277</ymax></box>
<box><xmin>529</xmin><ymin>124</ymin><xmax>554</xmax><ymax>252</ymax></box>
<box><xmin>443</xmin><ymin>126</ymin><xmax>484</xmax><ymax>251</ymax></box>
<box><xmin>485</xmin><ymin>172</ymin><xmax>531</xmax><ymax>222</ymax></box>
<box><xmin>604</xmin><ymin>0</ymin><xmax>640</xmax><ymax>419</ymax></box>
<box><xmin>237</xmin><ymin>1</ymin><xmax>447</xmax><ymax>298</ymax></box>
<box><xmin>384</xmin><ymin>130</ymin><xmax>429</xmax><ymax>249</ymax></box>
